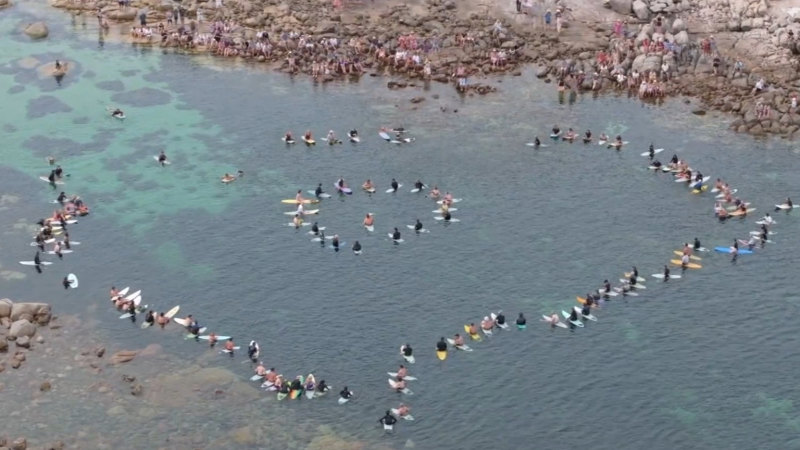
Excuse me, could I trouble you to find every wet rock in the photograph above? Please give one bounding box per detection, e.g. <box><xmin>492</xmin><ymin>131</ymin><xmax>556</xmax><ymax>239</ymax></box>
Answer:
<box><xmin>410</xmin><ymin>96</ymin><xmax>425</xmax><ymax>103</ymax></box>
<box><xmin>10</xmin><ymin>437</ymin><xmax>27</xmax><ymax>450</ymax></box>
<box><xmin>35</xmin><ymin>336</ymin><xmax>44</xmax><ymax>344</ymax></box>
<box><xmin>0</xmin><ymin>339</ymin><xmax>7</xmax><ymax>353</ymax></box>
<box><xmin>9</xmin><ymin>320</ymin><xmax>35</xmax><ymax>339</ymax></box>
<box><xmin>23</xmin><ymin>22</ymin><xmax>48</xmax><ymax>39</ymax></box>
<box><xmin>15</xmin><ymin>336</ymin><xmax>30</xmax><ymax>349</ymax></box>
<box><xmin>106</xmin><ymin>405</ymin><xmax>126</xmax><ymax>416</ymax></box>
<box><xmin>609</xmin><ymin>0</ymin><xmax>632</xmax><ymax>15</ymax></box>
<box><xmin>122</xmin><ymin>374</ymin><xmax>136</xmax><ymax>383</ymax></box>
<box><xmin>40</xmin><ymin>381</ymin><xmax>51</xmax><ymax>392</ymax></box>
<box><xmin>0</xmin><ymin>0</ymin><xmax>10</xmax><ymax>8</ymax></box>
<box><xmin>633</xmin><ymin>0</ymin><xmax>650</xmax><ymax>20</ymax></box>
<box><xmin>95</xmin><ymin>346</ymin><xmax>105</xmax><ymax>358</ymax></box>
<box><xmin>0</xmin><ymin>363</ymin><xmax>5</xmax><ymax>373</ymax></box>
<box><xmin>10</xmin><ymin>303</ymin><xmax>50</xmax><ymax>324</ymax></box>
<box><xmin>13</xmin><ymin>351</ymin><xmax>26</xmax><ymax>362</ymax></box>
<box><xmin>130</xmin><ymin>383</ymin><xmax>143</xmax><ymax>396</ymax></box>
<box><xmin>10</xmin><ymin>359</ymin><xmax>21</xmax><ymax>369</ymax></box>
<box><xmin>110</xmin><ymin>350</ymin><xmax>137</xmax><ymax>364</ymax></box>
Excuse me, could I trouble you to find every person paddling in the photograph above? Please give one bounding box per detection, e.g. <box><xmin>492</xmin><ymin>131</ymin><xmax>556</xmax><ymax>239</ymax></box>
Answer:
<box><xmin>516</xmin><ymin>313</ymin><xmax>526</xmax><ymax>328</ymax></box>
<box><xmin>157</xmin><ymin>151</ymin><xmax>168</xmax><ymax>166</ymax></box>
<box><xmin>436</xmin><ymin>337</ymin><xmax>447</xmax><ymax>354</ymax></box>
<box><xmin>663</xmin><ymin>265</ymin><xmax>670</xmax><ymax>282</ymax></box>
<box><xmin>353</xmin><ymin>241</ymin><xmax>362</xmax><ymax>254</ymax></box>
<box><xmin>414</xmin><ymin>219</ymin><xmax>423</xmax><ymax>233</ymax></box>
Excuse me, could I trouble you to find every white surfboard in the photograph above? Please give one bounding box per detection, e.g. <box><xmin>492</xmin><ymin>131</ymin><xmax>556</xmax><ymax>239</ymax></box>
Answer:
<box><xmin>446</xmin><ymin>339</ymin><xmax>473</xmax><ymax>351</ymax></box>
<box><xmin>125</xmin><ymin>290</ymin><xmax>141</xmax><ymax>301</ymax></box>
<box><xmin>365</xmin><ymin>225</ymin><xmax>374</xmax><ymax>232</ymax></box>
<box><xmin>19</xmin><ymin>261</ymin><xmax>53</xmax><ymax>266</ymax></box>
<box><xmin>525</xmin><ymin>142</ymin><xmax>548</xmax><ymax>147</ymax></box>
<box><xmin>387</xmin><ymin>233</ymin><xmax>404</xmax><ymax>243</ymax></box>
<box><xmin>284</xmin><ymin>209</ymin><xmax>319</xmax><ymax>216</ymax></box>
<box><xmin>561</xmin><ymin>310</ymin><xmax>584</xmax><ymax>327</ymax></box>
<box><xmin>198</xmin><ymin>335</ymin><xmax>230</xmax><ymax>340</ymax></box>
<box><xmin>338</xmin><ymin>396</ymin><xmax>351</xmax><ymax>404</ymax></box>
<box><xmin>221</xmin><ymin>347</ymin><xmax>241</xmax><ymax>353</ymax></box>
<box><xmin>541</xmin><ymin>314</ymin><xmax>568</xmax><ymax>328</ymax></box>
<box><xmin>385</xmin><ymin>184</ymin><xmax>403</xmax><ymax>193</ymax></box>
<box><xmin>387</xmin><ymin>379</ymin><xmax>413</xmax><ymax>395</ymax></box>
<box><xmin>436</xmin><ymin>199</ymin><xmax>462</xmax><ymax>204</ymax></box>
<box><xmin>652</xmin><ymin>273</ymin><xmax>681</xmax><ymax>279</ymax></box>
<box><xmin>406</xmin><ymin>225</ymin><xmax>429</xmax><ymax>233</ymax></box>
<box><xmin>46</xmin><ymin>249</ymin><xmax>73</xmax><ymax>255</ymax></box>
<box><xmin>434</xmin><ymin>216</ymin><xmax>460</xmax><ymax>222</ymax></box>
<box><xmin>387</xmin><ymin>372</ymin><xmax>418</xmax><ymax>381</ymax></box>
<box><xmin>613</xmin><ymin>288</ymin><xmax>639</xmax><ymax>296</ymax></box>
<box><xmin>282</xmin><ymin>137</ymin><xmax>296</xmax><ymax>144</ymax></box>
<box><xmin>750</xmin><ymin>230</ymin><xmax>776</xmax><ymax>235</ymax></box>
<box><xmin>574</xmin><ymin>306</ymin><xmax>597</xmax><ymax>321</ymax></box>
<box><xmin>640</xmin><ymin>148</ymin><xmax>664</xmax><ymax>156</ymax></box>
<box><xmin>775</xmin><ymin>204</ymin><xmax>799</xmax><ymax>210</ymax></box>
<box><xmin>306</xmin><ymin>190</ymin><xmax>331</xmax><ymax>198</ymax></box>
<box><xmin>39</xmin><ymin>176</ymin><xmax>65</xmax><ymax>185</ymax></box>
<box><xmin>349</xmin><ymin>136</ymin><xmax>360</xmax><ymax>143</ymax></box>
<box><xmin>153</xmin><ymin>155</ymin><xmax>171</xmax><ymax>165</ymax></box>
<box><xmin>286</xmin><ymin>222</ymin><xmax>311</xmax><ymax>227</ymax></box>
<box><xmin>618</xmin><ymin>279</ymin><xmax>647</xmax><ymax>289</ymax></box>
<box><xmin>67</xmin><ymin>273</ymin><xmax>78</xmax><ymax>288</ymax></box>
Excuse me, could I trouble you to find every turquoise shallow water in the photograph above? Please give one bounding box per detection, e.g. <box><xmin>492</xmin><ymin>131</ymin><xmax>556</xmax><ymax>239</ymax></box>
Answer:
<box><xmin>2</xmin><ymin>3</ymin><xmax>800</xmax><ymax>449</ymax></box>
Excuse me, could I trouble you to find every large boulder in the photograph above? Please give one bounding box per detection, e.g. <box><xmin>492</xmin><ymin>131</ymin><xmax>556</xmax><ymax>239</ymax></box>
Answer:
<box><xmin>631</xmin><ymin>54</ymin><xmax>662</xmax><ymax>72</ymax></box>
<box><xmin>23</xmin><ymin>22</ymin><xmax>49</xmax><ymax>39</ymax></box>
<box><xmin>674</xmin><ymin>30</ymin><xmax>689</xmax><ymax>45</ymax></box>
<box><xmin>0</xmin><ymin>299</ymin><xmax>11</xmax><ymax>318</ymax></box>
<box><xmin>633</xmin><ymin>0</ymin><xmax>650</xmax><ymax>20</ymax></box>
<box><xmin>10</xmin><ymin>302</ymin><xmax>50</xmax><ymax>324</ymax></box>
<box><xmin>609</xmin><ymin>0</ymin><xmax>633</xmax><ymax>15</ymax></box>
<box><xmin>110</xmin><ymin>350</ymin><xmax>138</xmax><ymax>365</ymax></box>
<box><xmin>671</xmin><ymin>18</ymin><xmax>686</xmax><ymax>33</ymax></box>
<box><xmin>9</xmin><ymin>319</ymin><xmax>35</xmax><ymax>339</ymax></box>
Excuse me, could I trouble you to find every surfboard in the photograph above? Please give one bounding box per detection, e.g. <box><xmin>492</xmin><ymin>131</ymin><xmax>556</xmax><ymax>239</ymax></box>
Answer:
<box><xmin>672</xmin><ymin>251</ymin><xmax>702</xmax><ymax>260</ymax></box>
<box><xmin>391</xmin><ymin>408</ymin><xmax>415</xmax><ymax>421</ymax></box>
<box><xmin>775</xmin><ymin>204</ymin><xmax>799</xmax><ymax>210</ymax></box>
<box><xmin>670</xmin><ymin>259</ymin><xmax>702</xmax><ymax>269</ymax></box>
<box><xmin>387</xmin><ymin>379</ymin><xmax>413</xmax><ymax>394</ymax></box>
<box><xmin>622</xmin><ymin>273</ymin><xmax>647</xmax><ymax>282</ymax></box>
<box><xmin>349</xmin><ymin>135</ymin><xmax>360</xmax><ymax>143</ymax></box>
<box><xmin>164</xmin><ymin>305</ymin><xmax>180</xmax><ymax>319</ymax></box>
<box><xmin>525</xmin><ymin>142</ymin><xmax>548</xmax><ymax>147</ymax></box>
<box><xmin>30</xmin><ymin>238</ymin><xmax>57</xmax><ymax>246</ymax></box>
<box><xmin>549</xmin><ymin>132</ymin><xmax>561</xmax><ymax>138</ymax></box>
<box><xmin>306</xmin><ymin>190</ymin><xmax>331</xmax><ymax>198</ymax></box>
<box><xmin>387</xmin><ymin>372</ymin><xmax>418</xmax><ymax>381</ymax></box>
<box><xmin>490</xmin><ymin>313</ymin><xmax>509</xmax><ymax>329</ymax></box>
<box><xmin>338</xmin><ymin>396</ymin><xmax>350</xmax><ymax>404</ymax></box>
<box><xmin>406</xmin><ymin>225</ymin><xmax>429</xmax><ymax>233</ymax></box>
<box><xmin>433</xmin><ymin>208</ymin><xmax>458</xmax><ymax>213</ymax></box>
<box><xmin>750</xmin><ymin>230</ymin><xmax>776</xmax><ymax>235</ymax></box>
<box><xmin>221</xmin><ymin>347</ymin><xmax>241</xmax><ymax>353</ymax></box>
<box><xmin>329</xmin><ymin>241</ymin><xmax>345</xmax><ymax>249</ymax></box>
<box><xmin>281</xmin><ymin>137</ymin><xmax>295</xmax><ymax>144</ymax></box>
<box><xmin>542</xmin><ymin>314</ymin><xmax>568</xmax><ymax>328</ymax></box>
<box><xmin>19</xmin><ymin>261</ymin><xmax>52</xmax><ymax>266</ymax></box>
<box><xmin>379</xmin><ymin>131</ymin><xmax>391</xmax><ymax>140</ymax></box>
<box><xmin>184</xmin><ymin>327</ymin><xmax>207</xmax><ymax>339</ymax></box>
<box><xmin>446</xmin><ymin>339</ymin><xmax>473</xmax><ymax>351</ymax></box>
<box><xmin>46</xmin><ymin>249</ymin><xmax>73</xmax><ymax>255</ymax></box>
<box><xmin>463</xmin><ymin>324</ymin><xmax>482</xmax><ymax>341</ymax></box>
<box><xmin>517</xmin><ymin>323</ymin><xmax>527</xmax><ymax>330</ymax></box>
<box><xmin>153</xmin><ymin>155</ymin><xmax>171</xmax><ymax>165</ymax></box>
<box><xmin>387</xmin><ymin>233</ymin><xmax>404</xmax><ymax>243</ymax></box>
<box><xmin>49</xmin><ymin>219</ymin><xmax>77</xmax><ymax>225</ymax></box>
<box><xmin>385</xmin><ymin>184</ymin><xmax>403</xmax><ymax>193</ymax></box>
<box><xmin>250</xmin><ymin>374</ymin><xmax>263</xmax><ymax>381</ymax></box>
<box><xmin>692</xmin><ymin>186</ymin><xmax>710</xmax><ymax>194</ymax></box>
<box><xmin>281</xmin><ymin>199</ymin><xmax>318</xmax><ymax>205</ymax></box>
<box><xmin>561</xmin><ymin>310</ymin><xmax>584</xmax><ymax>327</ymax></box>
<box><xmin>436</xmin><ymin>199</ymin><xmax>462</xmax><ymax>204</ymax></box>
<box><xmin>125</xmin><ymin>290</ymin><xmax>141</xmax><ymax>301</ymax></box>
<box><xmin>284</xmin><ymin>209</ymin><xmax>319</xmax><ymax>216</ymax></box>
<box><xmin>199</xmin><ymin>335</ymin><xmax>230</xmax><ymax>340</ymax></box>
<box><xmin>729</xmin><ymin>208</ymin><xmax>756</xmax><ymax>217</ymax></box>
<box><xmin>715</xmin><ymin>189</ymin><xmax>738</xmax><ymax>198</ymax></box>
<box><xmin>598</xmin><ymin>140</ymin><xmax>607</xmax><ymax>145</ymax></box>
<box><xmin>434</xmin><ymin>217</ymin><xmax>460</xmax><ymax>222</ymax></box>
<box><xmin>39</xmin><ymin>176</ymin><xmax>65</xmax><ymax>185</ymax></box>
<box><xmin>173</xmin><ymin>317</ymin><xmax>190</xmax><ymax>327</ymax></box>
<box><xmin>382</xmin><ymin>423</ymin><xmax>394</xmax><ymax>431</ymax></box>
<box><xmin>608</xmin><ymin>141</ymin><xmax>629</xmax><ymax>148</ymax></box>
<box><xmin>410</xmin><ymin>187</ymin><xmax>424</xmax><ymax>193</ymax></box>
<box><xmin>436</xmin><ymin>350</ymin><xmax>447</xmax><ymax>360</ymax></box>
<box><xmin>651</xmin><ymin>273</ymin><xmax>681</xmax><ymax>280</ymax></box>
<box><xmin>640</xmin><ymin>148</ymin><xmax>664</xmax><ymax>156</ymax></box>
<box><xmin>333</xmin><ymin>184</ymin><xmax>352</xmax><ymax>195</ymax></box>
<box><xmin>574</xmin><ymin>306</ymin><xmax>597</xmax><ymax>322</ymax></box>
<box><xmin>713</xmin><ymin>246</ymin><xmax>753</xmax><ymax>255</ymax></box>
<box><xmin>303</xmin><ymin>137</ymin><xmax>316</xmax><ymax>145</ymax></box>
<box><xmin>612</xmin><ymin>288</ymin><xmax>639</xmax><ymax>296</ymax></box>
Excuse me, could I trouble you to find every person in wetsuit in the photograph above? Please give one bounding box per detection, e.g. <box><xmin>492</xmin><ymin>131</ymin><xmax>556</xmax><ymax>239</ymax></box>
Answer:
<box><xmin>414</xmin><ymin>180</ymin><xmax>425</xmax><ymax>191</ymax></box>
<box><xmin>414</xmin><ymin>219</ymin><xmax>423</xmax><ymax>232</ymax></box>
<box><xmin>390</xmin><ymin>178</ymin><xmax>399</xmax><ymax>192</ymax></box>
<box><xmin>495</xmin><ymin>311</ymin><xmax>506</xmax><ymax>327</ymax></box>
<box><xmin>392</xmin><ymin>228</ymin><xmax>401</xmax><ymax>241</ymax></box>
<box><xmin>436</xmin><ymin>337</ymin><xmax>447</xmax><ymax>352</ymax></box>
<box><xmin>663</xmin><ymin>265</ymin><xmax>670</xmax><ymax>282</ymax></box>
<box><xmin>379</xmin><ymin>410</ymin><xmax>398</xmax><ymax>428</ymax></box>
<box><xmin>353</xmin><ymin>241</ymin><xmax>362</xmax><ymax>254</ymax></box>
<box><xmin>332</xmin><ymin>234</ymin><xmax>340</xmax><ymax>252</ymax></box>
<box><xmin>144</xmin><ymin>310</ymin><xmax>155</xmax><ymax>327</ymax></box>
<box><xmin>516</xmin><ymin>313</ymin><xmax>526</xmax><ymax>327</ymax></box>
<box><xmin>57</xmin><ymin>191</ymin><xmax>67</xmax><ymax>204</ymax></box>
<box><xmin>402</xmin><ymin>344</ymin><xmax>413</xmax><ymax>358</ymax></box>
<box><xmin>648</xmin><ymin>143</ymin><xmax>655</xmax><ymax>159</ymax></box>
<box><xmin>693</xmin><ymin>238</ymin><xmax>702</xmax><ymax>250</ymax></box>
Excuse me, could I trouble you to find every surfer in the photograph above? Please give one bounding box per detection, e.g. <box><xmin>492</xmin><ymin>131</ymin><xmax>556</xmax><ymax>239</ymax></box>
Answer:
<box><xmin>157</xmin><ymin>151</ymin><xmax>168</xmax><ymax>166</ymax></box>
<box><xmin>317</xmin><ymin>379</ymin><xmax>329</xmax><ymax>393</ymax></box>
<box><xmin>54</xmin><ymin>166</ymin><xmax>63</xmax><ymax>180</ymax></box>
<box><xmin>495</xmin><ymin>311</ymin><xmax>506</xmax><ymax>327</ymax></box>
<box><xmin>326</xmin><ymin>129</ymin><xmax>337</xmax><ymax>144</ymax></box>
<box><xmin>551</xmin><ymin>125</ymin><xmax>561</xmax><ymax>136</ymax></box>
<box><xmin>581</xmin><ymin>303</ymin><xmax>591</xmax><ymax>318</ymax></box>
<box><xmin>693</xmin><ymin>238</ymin><xmax>702</xmax><ymax>251</ymax></box>
<box><xmin>611</xmin><ymin>135</ymin><xmax>623</xmax><ymax>149</ymax></box>
<box><xmin>313</xmin><ymin>183</ymin><xmax>325</xmax><ymax>199</ymax></box>
<box><xmin>56</xmin><ymin>191</ymin><xmax>67</xmax><ymax>204</ymax></box>
<box><xmin>396</xmin><ymin>365</ymin><xmax>408</xmax><ymax>378</ymax></box>
<box><xmin>295</xmin><ymin>190</ymin><xmax>306</xmax><ymax>203</ymax></box>
<box><xmin>680</xmin><ymin>253</ymin><xmax>690</xmax><ymax>269</ymax></box>
<box><xmin>156</xmin><ymin>312</ymin><xmax>169</xmax><ymax>329</ymax></box>
<box><xmin>63</xmin><ymin>233</ymin><xmax>71</xmax><ymax>250</ymax></box>
<box><xmin>396</xmin><ymin>404</ymin><xmax>411</xmax><ymax>418</ymax></box>
<box><xmin>453</xmin><ymin>334</ymin><xmax>465</xmax><ymax>348</ymax></box>
<box><xmin>663</xmin><ymin>265</ymin><xmax>671</xmax><ymax>281</ymax></box>
<box><xmin>221</xmin><ymin>173</ymin><xmax>237</xmax><ymax>183</ymax></box>
<box><xmin>352</xmin><ymin>241</ymin><xmax>362</xmax><ymax>254</ymax></box>
<box><xmin>401</xmin><ymin>344</ymin><xmax>413</xmax><ymax>359</ymax></box>
<box><xmin>304</xmin><ymin>130</ymin><xmax>313</xmax><ymax>142</ymax></box>
<box><xmin>255</xmin><ymin>362</ymin><xmax>268</xmax><ymax>377</ymax></box>
<box><xmin>332</xmin><ymin>234</ymin><xmax>340</xmax><ymax>252</ymax></box>
<box><xmin>480</xmin><ymin>316</ymin><xmax>494</xmax><ymax>331</ymax></box>
<box><xmin>336</xmin><ymin>177</ymin><xmax>345</xmax><ymax>189</ymax></box>
<box><xmin>414</xmin><ymin>180</ymin><xmax>426</xmax><ymax>191</ymax></box>
<box><xmin>392</xmin><ymin>227</ymin><xmax>401</xmax><ymax>241</ymax></box>
<box><xmin>598</xmin><ymin>132</ymin><xmax>609</xmax><ymax>142</ymax></box>
<box><xmin>33</xmin><ymin>251</ymin><xmax>42</xmax><ymax>273</ymax></box>
<box><xmin>144</xmin><ymin>310</ymin><xmax>155</xmax><ymax>327</ymax></box>
<box><xmin>349</xmin><ymin>129</ymin><xmax>358</xmax><ymax>139</ymax></box>
<box><xmin>224</xmin><ymin>338</ymin><xmax>235</xmax><ymax>357</ymax></box>
<box><xmin>670</xmin><ymin>154</ymin><xmax>679</xmax><ymax>165</ymax></box>
<box><xmin>339</xmin><ymin>387</ymin><xmax>353</xmax><ymax>401</ymax></box>
<box><xmin>648</xmin><ymin>143</ymin><xmax>655</xmax><ymax>159</ymax></box>
<box><xmin>516</xmin><ymin>313</ymin><xmax>526</xmax><ymax>327</ymax></box>
<box><xmin>390</xmin><ymin>178</ymin><xmax>399</xmax><ymax>193</ymax></box>
<box><xmin>208</xmin><ymin>332</ymin><xmax>218</xmax><ymax>348</ymax></box>
<box><xmin>284</xmin><ymin>131</ymin><xmax>294</xmax><ymax>143</ymax></box>
<box><xmin>362</xmin><ymin>179</ymin><xmax>375</xmax><ymax>192</ymax></box>
<box><xmin>436</xmin><ymin>337</ymin><xmax>447</xmax><ymax>353</ymax></box>
<box><xmin>468</xmin><ymin>323</ymin><xmax>479</xmax><ymax>336</ymax></box>
<box><xmin>414</xmin><ymin>219</ymin><xmax>423</xmax><ymax>232</ymax></box>
<box><xmin>762</xmin><ymin>213</ymin><xmax>774</xmax><ymax>226</ymax></box>
<box><xmin>62</xmin><ymin>276</ymin><xmax>71</xmax><ymax>289</ymax></box>
<box><xmin>568</xmin><ymin>308</ymin><xmax>579</xmax><ymax>327</ymax></box>
<box><xmin>379</xmin><ymin>410</ymin><xmax>398</xmax><ymax>428</ymax></box>
<box><xmin>429</xmin><ymin>185</ymin><xmax>440</xmax><ymax>199</ymax></box>
<box><xmin>392</xmin><ymin>377</ymin><xmax>407</xmax><ymax>392</ymax></box>
<box><xmin>583</xmin><ymin>130</ymin><xmax>592</xmax><ymax>143</ymax></box>
<box><xmin>295</xmin><ymin>203</ymin><xmax>305</xmax><ymax>216</ymax></box>
<box><xmin>682</xmin><ymin>243</ymin><xmax>693</xmax><ymax>256</ymax></box>
<box><xmin>363</xmin><ymin>213</ymin><xmax>374</xmax><ymax>228</ymax></box>
<box><xmin>651</xmin><ymin>160</ymin><xmax>662</xmax><ymax>169</ymax></box>
<box><xmin>534</xmin><ymin>136</ymin><xmax>541</xmax><ymax>147</ymax></box>
<box><xmin>319</xmin><ymin>231</ymin><xmax>326</xmax><ymax>247</ymax></box>
<box><xmin>248</xmin><ymin>341</ymin><xmax>260</xmax><ymax>363</ymax></box>
<box><xmin>293</xmin><ymin>214</ymin><xmax>304</xmax><ymax>229</ymax></box>
<box><xmin>34</xmin><ymin>234</ymin><xmax>45</xmax><ymax>251</ymax></box>
<box><xmin>311</xmin><ymin>222</ymin><xmax>320</xmax><ymax>235</ymax></box>
<box><xmin>602</xmin><ymin>280</ymin><xmax>611</xmax><ymax>294</ymax></box>
<box><xmin>53</xmin><ymin>241</ymin><xmax>63</xmax><ymax>260</ymax></box>
<box><xmin>443</xmin><ymin>210</ymin><xmax>452</xmax><ymax>222</ymax></box>
<box><xmin>47</xmin><ymin>170</ymin><xmax>57</xmax><ymax>188</ymax></box>
<box><xmin>731</xmin><ymin>241</ymin><xmax>739</xmax><ymax>262</ymax></box>
<box><xmin>111</xmin><ymin>108</ymin><xmax>124</xmax><ymax>118</ymax></box>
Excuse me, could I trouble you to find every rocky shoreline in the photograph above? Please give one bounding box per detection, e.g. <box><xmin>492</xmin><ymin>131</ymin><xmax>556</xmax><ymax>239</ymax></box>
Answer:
<box><xmin>35</xmin><ymin>0</ymin><xmax>800</xmax><ymax>138</ymax></box>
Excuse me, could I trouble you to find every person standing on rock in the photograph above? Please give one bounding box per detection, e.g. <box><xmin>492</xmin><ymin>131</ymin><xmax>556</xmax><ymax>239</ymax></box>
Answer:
<box><xmin>515</xmin><ymin>0</ymin><xmax>521</xmax><ymax>13</ymax></box>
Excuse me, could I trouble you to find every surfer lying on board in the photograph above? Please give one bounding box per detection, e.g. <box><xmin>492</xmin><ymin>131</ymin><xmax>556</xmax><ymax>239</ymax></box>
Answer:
<box><xmin>363</xmin><ymin>213</ymin><xmax>374</xmax><ymax>227</ymax></box>
<box><xmin>293</xmin><ymin>214</ymin><xmax>304</xmax><ymax>229</ymax></box>
<box><xmin>221</xmin><ymin>173</ymin><xmax>237</xmax><ymax>183</ymax></box>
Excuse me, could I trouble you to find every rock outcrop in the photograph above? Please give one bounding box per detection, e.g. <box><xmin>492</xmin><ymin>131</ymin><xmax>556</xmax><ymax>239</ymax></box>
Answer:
<box><xmin>23</xmin><ymin>22</ymin><xmax>49</xmax><ymax>39</ymax></box>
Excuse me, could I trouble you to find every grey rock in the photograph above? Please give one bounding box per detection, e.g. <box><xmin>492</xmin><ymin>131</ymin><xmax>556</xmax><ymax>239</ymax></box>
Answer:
<box><xmin>609</xmin><ymin>0</ymin><xmax>632</xmax><ymax>15</ymax></box>
<box><xmin>23</xmin><ymin>22</ymin><xmax>48</xmax><ymax>39</ymax></box>
<box><xmin>15</xmin><ymin>336</ymin><xmax>30</xmax><ymax>349</ymax></box>
<box><xmin>632</xmin><ymin>0</ymin><xmax>650</xmax><ymax>20</ymax></box>
<box><xmin>9</xmin><ymin>319</ymin><xmax>35</xmax><ymax>339</ymax></box>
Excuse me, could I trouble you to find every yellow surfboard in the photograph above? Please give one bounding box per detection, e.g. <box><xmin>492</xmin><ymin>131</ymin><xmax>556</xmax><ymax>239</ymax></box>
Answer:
<box><xmin>672</xmin><ymin>250</ymin><xmax>702</xmax><ymax>261</ymax></box>
<box><xmin>165</xmin><ymin>305</ymin><xmax>180</xmax><ymax>319</ymax></box>
<box><xmin>670</xmin><ymin>259</ymin><xmax>702</xmax><ymax>269</ymax></box>
<box><xmin>463</xmin><ymin>324</ymin><xmax>482</xmax><ymax>341</ymax></box>
<box><xmin>576</xmin><ymin>296</ymin><xmax>599</xmax><ymax>308</ymax></box>
<box><xmin>437</xmin><ymin>350</ymin><xmax>447</xmax><ymax>361</ymax></box>
<box><xmin>281</xmin><ymin>199</ymin><xmax>319</xmax><ymax>205</ymax></box>
<box><xmin>692</xmin><ymin>185</ymin><xmax>709</xmax><ymax>194</ymax></box>
<box><xmin>729</xmin><ymin>208</ymin><xmax>756</xmax><ymax>217</ymax></box>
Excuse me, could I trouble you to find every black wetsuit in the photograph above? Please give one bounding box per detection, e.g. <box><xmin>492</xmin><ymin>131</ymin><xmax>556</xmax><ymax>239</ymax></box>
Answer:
<box><xmin>248</xmin><ymin>343</ymin><xmax>258</xmax><ymax>361</ymax></box>
<box><xmin>534</xmin><ymin>138</ymin><xmax>541</xmax><ymax>146</ymax></box>
<box><xmin>62</xmin><ymin>276</ymin><xmax>71</xmax><ymax>289</ymax></box>
<box><xmin>516</xmin><ymin>314</ymin><xmax>526</xmax><ymax>326</ymax></box>
<box><xmin>391</xmin><ymin>180</ymin><xmax>399</xmax><ymax>191</ymax></box>
<box><xmin>392</xmin><ymin>230</ymin><xmax>401</xmax><ymax>240</ymax></box>
<box><xmin>34</xmin><ymin>251</ymin><xmax>41</xmax><ymax>267</ymax></box>
<box><xmin>569</xmin><ymin>309</ymin><xmax>579</xmax><ymax>322</ymax></box>
<box><xmin>340</xmin><ymin>388</ymin><xmax>352</xmax><ymax>399</ymax></box>
<box><xmin>332</xmin><ymin>237</ymin><xmax>339</xmax><ymax>251</ymax></box>
<box><xmin>315</xmin><ymin>185</ymin><xmax>323</xmax><ymax>197</ymax></box>
<box><xmin>127</xmin><ymin>302</ymin><xmax>136</xmax><ymax>322</ymax></box>
<box><xmin>693</xmin><ymin>239</ymin><xmax>701</xmax><ymax>250</ymax></box>
<box><xmin>444</xmin><ymin>211</ymin><xmax>452</xmax><ymax>221</ymax></box>
<box><xmin>319</xmin><ymin>232</ymin><xmax>326</xmax><ymax>246</ymax></box>
<box><xmin>496</xmin><ymin>313</ymin><xmax>506</xmax><ymax>326</ymax></box>
<box><xmin>145</xmin><ymin>311</ymin><xmax>155</xmax><ymax>326</ymax></box>
<box><xmin>57</xmin><ymin>192</ymin><xmax>67</xmax><ymax>204</ymax></box>
<box><xmin>581</xmin><ymin>305</ymin><xmax>591</xmax><ymax>317</ymax></box>
<box><xmin>414</xmin><ymin>181</ymin><xmax>424</xmax><ymax>190</ymax></box>
<box><xmin>436</xmin><ymin>339</ymin><xmax>447</xmax><ymax>351</ymax></box>
<box><xmin>311</xmin><ymin>223</ymin><xmax>319</xmax><ymax>235</ymax></box>
<box><xmin>402</xmin><ymin>346</ymin><xmax>413</xmax><ymax>357</ymax></box>
<box><xmin>353</xmin><ymin>241</ymin><xmax>362</xmax><ymax>252</ymax></box>
<box><xmin>380</xmin><ymin>413</ymin><xmax>397</xmax><ymax>426</ymax></box>
<box><xmin>317</xmin><ymin>380</ymin><xmax>328</xmax><ymax>392</ymax></box>
<box><xmin>54</xmin><ymin>166</ymin><xmax>63</xmax><ymax>178</ymax></box>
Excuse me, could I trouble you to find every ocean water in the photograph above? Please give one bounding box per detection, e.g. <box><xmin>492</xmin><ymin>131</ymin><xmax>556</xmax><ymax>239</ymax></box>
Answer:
<box><xmin>2</xmin><ymin>3</ymin><xmax>800</xmax><ymax>449</ymax></box>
